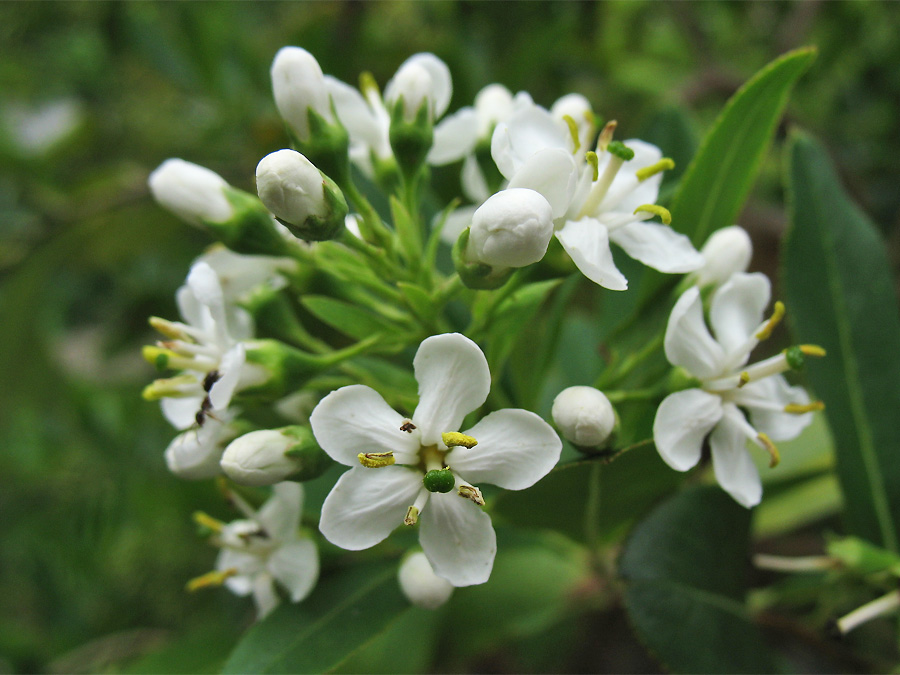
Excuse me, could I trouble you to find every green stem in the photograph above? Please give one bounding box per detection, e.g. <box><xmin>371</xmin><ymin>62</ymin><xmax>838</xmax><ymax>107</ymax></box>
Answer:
<box><xmin>603</xmin><ymin>386</ymin><xmax>667</xmax><ymax>404</ymax></box>
<box><xmin>585</xmin><ymin>461</ymin><xmax>602</xmax><ymax>550</ymax></box>
<box><xmin>596</xmin><ymin>332</ymin><xmax>665</xmax><ymax>389</ymax></box>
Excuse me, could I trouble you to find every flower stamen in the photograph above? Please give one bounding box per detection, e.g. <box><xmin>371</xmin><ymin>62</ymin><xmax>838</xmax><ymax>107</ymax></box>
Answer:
<box><xmin>186</xmin><ymin>568</ymin><xmax>237</xmax><ymax>592</ymax></box>
<box><xmin>597</xmin><ymin>120</ymin><xmax>617</xmax><ymax>152</ymax></box>
<box><xmin>635</xmin><ymin>158</ymin><xmax>675</xmax><ymax>182</ymax></box>
<box><xmin>784</xmin><ymin>401</ymin><xmax>825</xmax><ymax>414</ymax></box>
<box><xmin>358</xmin><ymin>451</ymin><xmax>396</xmax><ymax>468</ymax></box>
<box><xmin>757</xmin><ymin>432</ymin><xmax>780</xmax><ymax>468</ymax></box>
<box><xmin>562</xmin><ymin>114</ymin><xmax>581</xmax><ymax>153</ymax></box>
<box><xmin>458</xmin><ymin>483</ymin><xmax>485</xmax><ymax>506</ymax></box>
<box><xmin>755</xmin><ymin>301</ymin><xmax>786</xmax><ymax>341</ymax></box>
<box><xmin>192</xmin><ymin>511</ymin><xmax>225</xmax><ymax>533</ymax></box>
<box><xmin>633</xmin><ymin>204</ymin><xmax>672</xmax><ymax>225</ymax></box>
<box><xmin>442</xmin><ymin>432</ymin><xmax>477</xmax><ymax>448</ymax></box>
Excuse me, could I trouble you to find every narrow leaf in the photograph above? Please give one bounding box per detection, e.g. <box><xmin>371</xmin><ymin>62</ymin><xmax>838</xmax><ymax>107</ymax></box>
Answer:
<box><xmin>301</xmin><ymin>295</ymin><xmax>408</xmax><ymax>342</ymax></box>
<box><xmin>783</xmin><ymin>131</ymin><xmax>900</xmax><ymax>551</ymax></box>
<box><xmin>223</xmin><ymin>565</ymin><xmax>409</xmax><ymax>674</ymax></box>
<box><xmin>620</xmin><ymin>486</ymin><xmax>781</xmax><ymax>673</ymax></box>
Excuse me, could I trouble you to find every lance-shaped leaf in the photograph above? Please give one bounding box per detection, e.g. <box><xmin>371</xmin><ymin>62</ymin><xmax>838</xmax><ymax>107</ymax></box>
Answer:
<box><xmin>223</xmin><ymin>564</ymin><xmax>409</xmax><ymax>674</ymax></box>
<box><xmin>783</xmin><ymin>131</ymin><xmax>900</xmax><ymax>552</ymax></box>
<box><xmin>620</xmin><ymin>486</ymin><xmax>781</xmax><ymax>673</ymax></box>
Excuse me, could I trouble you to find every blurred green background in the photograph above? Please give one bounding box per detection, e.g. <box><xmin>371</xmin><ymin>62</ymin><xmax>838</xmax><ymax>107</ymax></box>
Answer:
<box><xmin>1</xmin><ymin>2</ymin><xmax>898</xmax><ymax>672</ymax></box>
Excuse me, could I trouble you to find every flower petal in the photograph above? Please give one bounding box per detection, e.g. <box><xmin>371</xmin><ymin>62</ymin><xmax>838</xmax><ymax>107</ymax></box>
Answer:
<box><xmin>252</xmin><ymin>573</ymin><xmax>280</xmax><ymax>619</ymax></box>
<box><xmin>218</xmin><ymin>549</ymin><xmax>264</xmax><ymax>596</ymax></box>
<box><xmin>413</xmin><ymin>333</ymin><xmax>491</xmax><ymax>446</ymax></box>
<box><xmin>419</xmin><ymin>491</ymin><xmax>496</xmax><ymax>586</ymax></box>
<box><xmin>208</xmin><ymin>344</ymin><xmax>245</xmax><ymax>411</ymax></box>
<box><xmin>325</xmin><ymin>75</ymin><xmax>388</xmax><ymax>158</ymax></box>
<box><xmin>732</xmin><ymin>375</ymin><xmax>813</xmax><ymax>441</ymax></box>
<box><xmin>710</xmin><ymin>404</ymin><xmax>763</xmax><ymax>508</ymax></box>
<box><xmin>460</xmin><ymin>154</ymin><xmax>490</xmax><ymax>203</ymax></box>
<box><xmin>403</xmin><ymin>53</ymin><xmax>452</xmax><ymax>118</ymax></box>
<box><xmin>164</xmin><ymin>420</ymin><xmax>232</xmax><ymax>479</ymax></box>
<box><xmin>709</xmin><ymin>272</ymin><xmax>771</xmax><ymax>367</ymax></box>
<box><xmin>491</xmin><ymin>104</ymin><xmax>567</xmax><ymax>179</ymax></box>
<box><xmin>507</xmin><ymin>148</ymin><xmax>578</xmax><ymax>218</ymax></box>
<box><xmin>554</xmin><ymin>218</ymin><xmax>628</xmax><ymax>291</ymax></box>
<box><xmin>664</xmin><ymin>286</ymin><xmax>726</xmax><ymax>379</ymax></box>
<box><xmin>310</xmin><ymin>384</ymin><xmax>418</xmax><ymax>466</ymax></box>
<box><xmin>448</xmin><ymin>409</ymin><xmax>561</xmax><ymax>490</ymax></box>
<box><xmin>429</xmin><ymin>107</ymin><xmax>478</xmax><ymax>165</ymax></box>
<box><xmin>255</xmin><ymin>481</ymin><xmax>303</xmax><ymax>542</ymax></box>
<box><xmin>161</xmin><ymin>395</ymin><xmax>204</xmax><ymax>430</ymax></box>
<box><xmin>653</xmin><ymin>389</ymin><xmax>723</xmax><ymax>471</ymax></box>
<box><xmin>319</xmin><ymin>466</ymin><xmax>423</xmax><ymax>550</ymax></box>
<box><xmin>267</xmin><ymin>538</ymin><xmax>319</xmax><ymax>602</ymax></box>
<box><xmin>609</xmin><ymin>220</ymin><xmax>704</xmax><ymax>273</ymax></box>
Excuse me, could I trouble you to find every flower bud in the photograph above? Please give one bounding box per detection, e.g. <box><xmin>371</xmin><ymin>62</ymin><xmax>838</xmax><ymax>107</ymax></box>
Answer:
<box><xmin>385</xmin><ymin>62</ymin><xmax>434</xmax><ymax>124</ymax></box>
<box><xmin>694</xmin><ymin>225</ymin><xmax>753</xmax><ymax>288</ymax></box>
<box><xmin>149</xmin><ymin>159</ymin><xmax>233</xmax><ymax>226</ymax></box>
<box><xmin>256</xmin><ymin>149</ymin><xmax>348</xmax><ymax>241</ymax></box>
<box><xmin>452</xmin><ymin>226</ymin><xmax>514</xmax><ymax>290</ymax></box>
<box><xmin>165</xmin><ymin>420</ymin><xmax>237</xmax><ymax>480</ymax></box>
<box><xmin>270</xmin><ymin>46</ymin><xmax>331</xmax><ymax>142</ymax></box>
<box><xmin>398</xmin><ymin>552</ymin><xmax>454</xmax><ymax>609</ymax></box>
<box><xmin>551</xmin><ymin>386</ymin><xmax>617</xmax><ymax>449</ymax></box>
<box><xmin>466</xmin><ymin>188</ymin><xmax>554</xmax><ymax>268</ymax></box>
<box><xmin>220</xmin><ymin>426</ymin><xmax>331</xmax><ymax>486</ymax></box>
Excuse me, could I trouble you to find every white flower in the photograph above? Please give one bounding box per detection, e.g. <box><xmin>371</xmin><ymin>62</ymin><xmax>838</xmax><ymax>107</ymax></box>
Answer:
<box><xmin>195</xmin><ymin>245</ymin><xmax>296</xmax><ymax>303</ymax></box>
<box><xmin>270</xmin><ymin>46</ymin><xmax>331</xmax><ymax>142</ymax></box>
<box><xmin>148</xmin><ymin>159</ymin><xmax>234</xmax><ymax>226</ymax></box>
<box><xmin>256</xmin><ymin>149</ymin><xmax>329</xmax><ymax>225</ymax></box>
<box><xmin>551</xmin><ymin>386</ymin><xmax>616</xmax><ymax>448</ymax></box>
<box><xmin>466</xmin><ymin>188</ymin><xmax>554</xmax><ymax>268</ymax></box>
<box><xmin>398</xmin><ymin>551</ymin><xmax>454</xmax><ymax>610</ymax></box>
<box><xmin>384</xmin><ymin>53</ymin><xmax>452</xmax><ymax>124</ymax></box>
<box><xmin>653</xmin><ymin>273</ymin><xmax>821</xmax><ymax>508</ymax></box>
<box><xmin>310</xmin><ymin>333</ymin><xmax>561</xmax><ymax>586</ymax></box>
<box><xmin>491</xmin><ymin>101</ymin><xmax>703</xmax><ymax>290</ymax></box>
<box><xmin>210</xmin><ymin>482</ymin><xmax>318</xmax><ymax>620</ymax></box>
<box><xmin>691</xmin><ymin>225</ymin><xmax>753</xmax><ymax>288</ymax></box>
<box><xmin>165</xmin><ymin>413</ymin><xmax>239</xmax><ymax>480</ymax></box>
<box><xmin>221</xmin><ymin>427</ymin><xmax>310</xmax><ymax>487</ymax></box>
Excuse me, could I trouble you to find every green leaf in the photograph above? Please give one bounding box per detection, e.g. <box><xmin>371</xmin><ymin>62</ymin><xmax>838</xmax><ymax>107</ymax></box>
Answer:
<box><xmin>396</xmin><ymin>281</ymin><xmax>437</xmax><ymax>325</ymax></box>
<box><xmin>783</xmin><ymin>131</ymin><xmax>900</xmax><ymax>552</ymax></box>
<box><xmin>223</xmin><ymin>564</ymin><xmax>410</xmax><ymax>674</ymax></box>
<box><xmin>485</xmin><ymin>278</ymin><xmax>561</xmax><ymax>375</ymax></box>
<box><xmin>671</xmin><ymin>47</ymin><xmax>816</xmax><ymax>247</ymax></box>
<box><xmin>620</xmin><ymin>486</ymin><xmax>781</xmax><ymax>673</ymax></box>
<box><xmin>301</xmin><ymin>295</ymin><xmax>407</xmax><ymax>342</ymax></box>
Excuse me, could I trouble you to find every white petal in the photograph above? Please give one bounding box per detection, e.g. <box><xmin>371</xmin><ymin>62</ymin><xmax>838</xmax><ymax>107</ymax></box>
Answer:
<box><xmin>401</xmin><ymin>53</ymin><xmax>452</xmax><ymax>118</ymax></box>
<box><xmin>208</xmin><ymin>344</ymin><xmax>245</xmax><ymax>411</ymax></box>
<box><xmin>419</xmin><ymin>491</ymin><xmax>496</xmax><ymax>587</ymax></box>
<box><xmin>448</xmin><ymin>409</ymin><xmax>561</xmax><ymax>490</ymax></box>
<box><xmin>709</xmin><ymin>272</ymin><xmax>771</xmax><ymax>367</ymax></box>
<box><xmin>733</xmin><ymin>375</ymin><xmax>813</xmax><ymax>441</ymax></box>
<box><xmin>664</xmin><ymin>286</ymin><xmax>726</xmax><ymax>379</ymax></box>
<box><xmin>252</xmin><ymin>573</ymin><xmax>280</xmax><ymax>620</ymax></box>
<box><xmin>164</xmin><ymin>422</ymin><xmax>228</xmax><ymax>479</ymax></box>
<box><xmin>429</xmin><ymin>107</ymin><xmax>479</xmax><ymax>165</ymax></box>
<box><xmin>324</xmin><ymin>75</ymin><xmax>387</xmax><ymax>156</ymax></box>
<box><xmin>319</xmin><ymin>466</ymin><xmax>423</xmax><ymax>550</ymax></box>
<box><xmin>554</xmin><ymin>218</ymin><xmax>628</xmax><ymax>291</ymax></box>
<box><xmin>653</xmin><ymin>389</ymin><xmax>723</xmax><ymax>471</ymax></box>
<box><xmin>507</xmin><ymin>148</ymin><xmax>578</xmax><ymax>219</ymax></box>
<box><xmin>219</xmin><ymin>549</ymin><xmax>264</xmax><ymax>595</ymax></box>
<box><xmin>412</xmin><ymin>333</ymin><xmax>491</xmax><ymax>446</ymax></box>
<box><xmin>609</xmin><ymin>220</ymin><xmax>704</xmax><ymax>273</ymax></box>
<box><xmin>491</xmin><ymin>104</ymin><xmax>567</xmax><ymax>179</ymax></box>
<box><xmin>161</xmin><ymin>395</ymin><xmax>204</xmax><ymax>430</ymax></box>
<box><xmin>255</xmin><ymin>482</ymin><xmax>303</xmax><ymax>542</ymax></box>
<box><xmin>460</xmin><ymin>154</ymin><xmax>490</xmax><ymax>203</ymax></box>
<box><xmin>439</xmin><ymin>205</ymin><xmax>477</xmax><ymax>246</ymax></box>
<box><xmin>310</xmin><ymin>384</ymin><xmax>418</xmax><ymax>466</ymax></box>
<box><xmin>710</xmin><ymin>405</ymin><xmax>763</xmax><ymax>508</ymax></box>
<box><xmin>268</xmin><ymin>538</ymin><xmax>319</xmax><ymax>602</ymax></box>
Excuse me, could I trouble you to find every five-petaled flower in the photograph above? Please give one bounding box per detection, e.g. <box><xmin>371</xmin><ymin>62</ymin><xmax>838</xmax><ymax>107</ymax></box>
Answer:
<box><xmin>310</xmin><ymin>332</ymin><xmax>562</xmax><ymax>586</ymax></box>
<box><xmin>653</xmin><ymin>273</ymin><xmax>824</xmax><ymax>508</ymax></box>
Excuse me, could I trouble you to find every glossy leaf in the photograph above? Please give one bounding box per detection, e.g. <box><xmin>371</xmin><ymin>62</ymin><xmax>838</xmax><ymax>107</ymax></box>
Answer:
<box><xmin>620</xmin><ymin>486</ymin><xmax>781</xmax><ymax>673</ymax></box>
<box><xmin>783</xmin><ymin>131</ymin><xmax>900</xmax><ymax>552</ymax></box>
<box><xmin>222</xmin><ymin>564</ymin><xmax>409</xmax><ymax>674</ymax></box>
<box><xmin>301</xmin><ymin>295</ymin><xmax>406</xmax><ymax>342</ymax></box>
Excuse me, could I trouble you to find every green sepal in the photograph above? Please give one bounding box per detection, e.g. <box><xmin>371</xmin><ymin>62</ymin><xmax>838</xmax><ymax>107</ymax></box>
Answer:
<box><xmin>203</xmin><ymin>188</ymin><xmax>291</xmax><ymax>256</ymax></box>
<box><xmin>277</xmin><ymin>173</ymin><xmax>349</xmax><ymax>242</ymax></box>
<box><xmin>665</xmin><ymin>367</ymin><xmax>702</xmax><ymax>393</ymax></box>
<box><xmin>826</xmin><ymin>535</ymin><xmax>900</xmax><ymax>578</ymax></box>
<box><xmin>389</xmin><ymin>97</ymin><xmax>433</xmax><ymax>182</ymax></box>
<box><xmin>290</xmin><ymin>105</ymin><xmax>351</xmax><ymax>186</ymax></box>
<box><xmin>280</xmin><ymin>425</ymin><xmax>335</xmax><ymax>482</ymax></box>
<box><xmin>452</xmin><ymin>227</ymin><xmax>514</xmax><ymax>291</ymax></box>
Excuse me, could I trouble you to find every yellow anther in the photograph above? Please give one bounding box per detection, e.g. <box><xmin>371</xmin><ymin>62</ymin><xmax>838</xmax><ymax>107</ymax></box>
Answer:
<box><xmin>562</xmin><ymin>114</ymin><xmax>581</xmax><ymax>153</ymax></box>
<box><xmin>800</xmin><ymin>344</ymin><xmax>827</xmax><ymax>358</ymax></box>
<box><xmin>404</xmin><ymin>506</ymin><xmax>419</xmax><ymax>526</ymax></box>
<box><xmin>186</xmin><ymin>568</ymin><xmax>237</xmax><ymax>592</ymax></box>
<box><xmin>758</xmin><ymin>433</ymin><xmax>780</xmax><ymax>468</ymax></box>
<box><xmin>359</xmin><ymin>71</ymin><xmax>380</xmax><ymax>98</ymax></box>
<box><xmin>442</xmin><ymin>432</ymin><xmax>478</xmax><ymax>449</ymax></box>
<box><xmin>737</xmin><ymin>371</ymin><xmax>751</xmax><ymax>388</ymax></box>
<box><xmin>633</xmin><ymin>204</ymin><xmax>672</xmax><ymax>225</ymax></box>
<box><xmin>597</xmin><ymin>120</ymin><xmax>617</xmax><ymax>151</ymax></box>
<box><xmin>755</xmin><ymin>301</ymin><xmax>786</xmax><ymax>340</ymax></box>
<box><xmin>192</xmin><ymin>511</ymin><xmax>225</xmax><ymax>533</ymax></box>
<box><xmin>149</xmin><ymin>316</ymin><xmax>185</xmax><ymax>339</ymax></box>
<box><xmin>458</xmin><ymin>485</ymin><xmax>485</xmax><ymax>506</ymax></box>
<box><xmin>784</xmin><ymin>401</ymin><xmax>826</xmax><ymax>414</ymax></box>
<box><xmin>141</xmin><ymin>374</ymin><xmax>198</xmax><ymax>401</ymax></box>
<box><xmin>585</xmin><ymin>151</ymin><xmax>599</xmax><ymax>181</ymax></box>
<box><xmin>635</xmin><ymin>158</ymin><xmax>676</xmax><ymax>182</ymax></box>
<box><xmin>357</xmin><ymin>451</ymin><xmax>396</xmax><ymax>468</ymax></box>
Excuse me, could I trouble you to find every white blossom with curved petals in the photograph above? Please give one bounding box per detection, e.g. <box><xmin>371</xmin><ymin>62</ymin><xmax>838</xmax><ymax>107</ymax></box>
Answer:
<box><xmin>310</xmin><ymin>333</ymin><xmax>561</xmax><ymax>586</ymax></box>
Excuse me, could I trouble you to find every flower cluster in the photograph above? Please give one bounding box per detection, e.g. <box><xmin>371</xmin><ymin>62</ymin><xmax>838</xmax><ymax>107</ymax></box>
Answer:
<box><xmin>143</xmin><ymin>45</ymin><xmax>824</xmax><ymax>620</ymax></box>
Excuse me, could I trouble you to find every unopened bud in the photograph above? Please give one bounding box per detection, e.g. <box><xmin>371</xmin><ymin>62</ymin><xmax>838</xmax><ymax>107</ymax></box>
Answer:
<box><xmin>385</xmin><ymin>62</ymin><xmax>434</xmax><ymax>124</ymax></box>
<box><xmin>256</xmin><ymin>149</ymin><xmax>348</xmax><ymax>241</ymax></box>
<box><xmin>220</xmin><ymin>426</ymin><xmax>331</xmax><ymax>486</ymax></box>
<box><xmin>452</xmin><ymin>226</ymin><xmax>514</xmax><ymax>290</ymax></box>
<box><xmin>398</xmin><ymin>552</ymin><xmax>454</xmax><ymax>609</ymax></box>
<box><xmin>551</xmin><ymin>386</ymin><xmax>617</xmax><ymax>449</ymax></box>
<box><xmin>270</xmin><ymin>46</ymin><xmax>331</xmax><ymax>142</ymax></box>
<box><xmin>694</xmin><ymin>225</ymin><xmax>753</xmax><ymax>287</ymax></box>
<box><xmin>466</xmin><ymin>188</ymin><xmax>554</xmax><ymax>268</ymax></box>
<box><xmin>149</xmin><ymin>159</ymin><xmax>233</xmax><ymax>226</ymax></box>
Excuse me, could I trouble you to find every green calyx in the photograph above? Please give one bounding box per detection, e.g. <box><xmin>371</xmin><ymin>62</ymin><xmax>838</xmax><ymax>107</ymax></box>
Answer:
<box><xmin>204</xmin><ymin>188</ymin><xmax>292</xmax><ymax>256</ymax></box>
<box><xmin>452</xmin><ymin>227</ymin><xmax>514</xmax><ymax>290</ymax></box>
